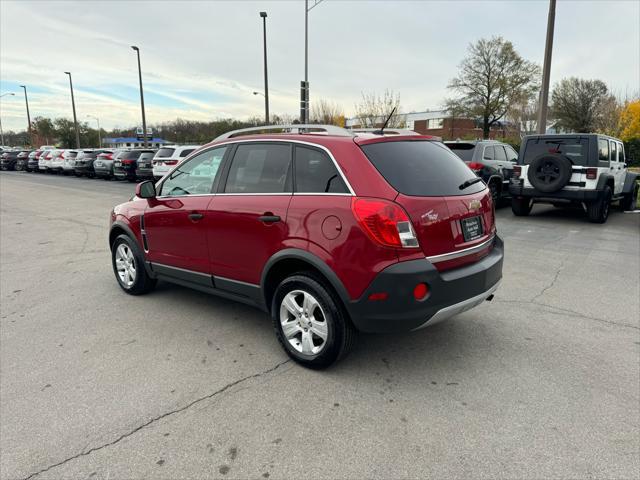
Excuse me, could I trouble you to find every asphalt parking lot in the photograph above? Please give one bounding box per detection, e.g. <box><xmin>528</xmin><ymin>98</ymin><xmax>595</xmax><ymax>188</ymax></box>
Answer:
<box><xmin>1</xmin><ymin>171</ymin><xmax>639</xmax><ymax>480</ymax></box>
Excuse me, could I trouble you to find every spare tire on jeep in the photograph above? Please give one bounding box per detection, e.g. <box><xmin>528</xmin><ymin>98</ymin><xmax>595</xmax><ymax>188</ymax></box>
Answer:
<box><xmin>527</xmin><ymin>154</ymin><xmax>572</xmax><ymax>193</ymax></box>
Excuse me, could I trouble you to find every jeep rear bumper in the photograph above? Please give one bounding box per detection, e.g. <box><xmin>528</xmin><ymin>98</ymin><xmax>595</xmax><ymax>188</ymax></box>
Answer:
<box><xmin>346</xmin><ymin>236</ymin><xmax>504</xmax><ymax>333</ymax></box>
<box><xmin>509</xmin><ymin>181</ymin><xmax>602</xmax><ymax>201</ymax></box>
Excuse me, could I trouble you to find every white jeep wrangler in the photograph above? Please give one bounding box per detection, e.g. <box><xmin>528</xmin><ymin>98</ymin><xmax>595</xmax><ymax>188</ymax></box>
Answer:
<box><xmin>509</xmin><ymin>134</ymin><xmax>639</xmax><ymax>223</ymax></box>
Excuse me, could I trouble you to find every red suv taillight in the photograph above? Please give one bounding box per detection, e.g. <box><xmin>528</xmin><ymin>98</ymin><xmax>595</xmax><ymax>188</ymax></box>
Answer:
<box><xmin>468</xmin><ymin>162</ymin><xmax>484</xmax><ymax>171</ymax></box>
<box><xmin>513</xmin><ymin>166</ymin><xmax>521</xmax><ymax>178</ymax></box>
<box><xmin>586</xmin><ymin>168</ymin><xmax>597</xmax><ymax>180</ymax></box>
<box><xmin>351</xmin><ymin>198</ymin><xmax>419</xmax><ymax>249</ymax></box>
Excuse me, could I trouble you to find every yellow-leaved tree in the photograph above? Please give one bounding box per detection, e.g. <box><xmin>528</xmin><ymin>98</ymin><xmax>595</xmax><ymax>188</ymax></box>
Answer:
<box><xmin>619</xmin><ymin>100</ymin><xmax>640</xmax><ymax>142</ymax></box>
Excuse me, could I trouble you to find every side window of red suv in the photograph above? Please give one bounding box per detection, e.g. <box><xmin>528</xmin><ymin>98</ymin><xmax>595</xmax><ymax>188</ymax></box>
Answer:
<box><xmin>294</xmin><ymin>145</ymin><xmax>349</xmax><ymax>193</ymax></box>
<box><xmin>160</xmin><ymin>146</ymin><xmax>227</xmax><ymax>196</ymax></box>
<box><xmin>224</xmin><ymin>143</ymin><xmax>292</xmax><ymax>193</ymax></box>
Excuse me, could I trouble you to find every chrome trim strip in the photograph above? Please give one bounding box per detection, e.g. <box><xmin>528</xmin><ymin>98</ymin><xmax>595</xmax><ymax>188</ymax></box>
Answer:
<box><xmin>156</xmin><ymin>139</ymin><xmax>355</xmax><ymax>197</ymax></box>
<box><xmin>413</xmin><ymin>280</ymin><xmax>501</xmax><ymax>330</ymax></box>
<box><xmin>426</xmin><ymin>234</ymin><xmax>495</xmax><ymax>264</ymax></box>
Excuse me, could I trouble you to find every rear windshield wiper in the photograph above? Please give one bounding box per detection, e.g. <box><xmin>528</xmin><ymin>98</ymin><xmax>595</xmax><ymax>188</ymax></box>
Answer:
<box><xmin>459</xmin><ymin>177</ymin><xmax>483</xmax><ymax>190</ymax></box>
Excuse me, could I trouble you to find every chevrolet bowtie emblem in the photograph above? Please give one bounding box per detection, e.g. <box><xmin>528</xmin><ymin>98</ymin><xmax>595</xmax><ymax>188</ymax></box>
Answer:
<box><xmin>469</xmin><ymin>200</ymin><xmax>482</xmax><ymax>210</ymax></box>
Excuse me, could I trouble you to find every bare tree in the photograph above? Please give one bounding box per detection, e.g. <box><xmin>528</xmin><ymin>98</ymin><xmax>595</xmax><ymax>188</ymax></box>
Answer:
<box><xmin>354</xmin><ymin>90</ymin><xmax>403</xmax><ymax>128</ymax></box>
<box><xmin>447</xmin><ymin>36</ymin><xmax>540</xmax><ymax>139</ymax></box>
<box><xmin>311</xmin><ymin>99</ymin><xmax>345</xmax><ymax>126</ymax></box>
<box><xmin>551</xmin><ymin>78</ymin><xmax>618</xmax><ymax>133</ymax></box>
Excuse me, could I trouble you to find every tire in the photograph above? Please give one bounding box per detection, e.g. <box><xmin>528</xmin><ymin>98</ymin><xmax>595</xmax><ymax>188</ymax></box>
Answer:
<box><xmin>272</xmin><ymin>272</ymin><xmax>356</xmax><ymax>369</ymax></box>
<box><xmin>15</xmin><ymin>162</ymin><xmax>24</xmax><ymax>172</ymax></box>
<box><xmin>511</xmin><ymin>197</ymin><xmax>532</xmax><ymax>216</ymax></box>
<box><xmin>488</xmin><ymin>180</ymin><xmax>500</xmax><ymax>206</ymax></box>
<box><xmin>527</xmin><ymin>154</ymin><xmax>572</xmax><ymax>193</ymax></box>
<box><xmin>587</xmin><ymin>185</ymin><xmax>612</xmax><ymax>223</ymax></box>
<box><xmin>620</xmin><ymin>183</ymin><xmax>639</xmax><ymax>212</ymax></box>
<box><xmin>111</xmin><ymin>234</ymin><xmax>156</xmax><ymax>295</ymax></box>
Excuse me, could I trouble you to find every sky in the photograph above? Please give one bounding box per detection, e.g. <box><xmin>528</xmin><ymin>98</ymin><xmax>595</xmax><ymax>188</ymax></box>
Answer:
<box><xmin>0</xmin><ymin>0</ymin><xmax>638</xmax><ymax>132</ymax></box>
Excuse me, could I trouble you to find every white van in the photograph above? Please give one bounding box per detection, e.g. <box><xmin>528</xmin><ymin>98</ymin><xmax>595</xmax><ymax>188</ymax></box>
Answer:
<box><xmin>151</xmin><ymin>145</ymin><xmax>200</xmax><ymax>180</ymax></box>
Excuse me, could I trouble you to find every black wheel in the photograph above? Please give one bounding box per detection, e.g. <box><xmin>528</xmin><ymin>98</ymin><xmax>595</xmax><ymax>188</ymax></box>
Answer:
<box><xmin>587</xmin><ymin>186</ymin><xmax>612</xmax><ymax>223</ymax></box>
<box><xmin>272</xmin><ymin>273</ymin><xmax>356</xmax><ymax>369</ymax></box>
<box><xmin>488</xmin><ymin>181</ymin><xmax>500</xmax><ymax>206</ymax></box>
<box><xmin>620</xmin><ymin>183</ymin><xmax>639</xmax><ymax>212</ymax></box>
<box><xmin>111</xmin><ymin>234</ymin><xmax>156</xmax><ymax>295</ymax></box>
<box><xmin>527</xmin><ymin>154</ymin><xmax>572</xmax><ymax>193</ymax></box>
<box><xmin>512</xmin><ymin>197</ymin><xmax>532</xmax><ymax>216</ymax></box>
<box><xmin>15</xmin><ymin>163</ymin><xmax>24</xmax><ymax>172</ymax></box>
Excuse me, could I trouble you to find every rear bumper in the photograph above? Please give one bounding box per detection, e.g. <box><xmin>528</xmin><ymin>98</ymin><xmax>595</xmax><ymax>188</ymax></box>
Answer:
<box><xmin>74</xmin><ymin>163</ymin><xmax>93</xmax><ymax>174</ymax></box>
<box><xmin>114</xmin><ymin>165</ymin><xmax>136</xmax><ymax>179</ymax></box>
<box><xmin>346</xmin><ymin>236</ymin><xmax>504</xmax><ymax>333</ymax></box>
<box><xmin>136</xmin><ymin>167</ymin><xmax>154</xmax><ymax>179</ymax></box>
<box><xmin>509</xmin><ymin>180</ymin><xmax>602</xmax><ymax>201</ymax></box>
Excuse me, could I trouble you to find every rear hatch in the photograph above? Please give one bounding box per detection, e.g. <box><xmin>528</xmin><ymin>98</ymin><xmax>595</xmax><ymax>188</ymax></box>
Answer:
<box><xmin>358</xmin><ymin>138</ymin><xmax>495</xmax><ymax>270</ymax></box>
<box><xmin>521</xmin><ymin>136</ymin><xmax>589</xmax><ymax>188</ymax></box>
<box><xmin>153</xmin><ymin>147</ymin><xmax>176</xmax><ymax>166</ymax></box>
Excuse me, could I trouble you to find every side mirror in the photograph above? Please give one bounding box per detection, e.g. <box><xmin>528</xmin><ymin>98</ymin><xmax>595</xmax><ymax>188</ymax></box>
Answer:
<box><xmin>136</xmin><ymin>180</ymin><xmax>156</xmax><ymax>199</ymax></box>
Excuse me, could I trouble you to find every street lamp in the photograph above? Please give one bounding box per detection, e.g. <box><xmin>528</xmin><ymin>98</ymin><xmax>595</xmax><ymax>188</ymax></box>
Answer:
<box><xmin>0</xmin><ymin>92</ymin><xmax>16</xmax><ymax>146</ymax></box>
<box><xmin>252</xmin><ymin>91</ymin><xmax>265</xmax><ymax>97</ymax></box>
<box><xmin>64</xmin><ymin>72</ymin><xmax>81</xmax><ymax>148</ymax></box>
<box><xmin>537</xmin><ymin>0</ymin><xmax>556</xmax><ymax>134</ymax></box>
<box><xmin>303</xmin><ymin>0</ymin><xmax>325</xmax><ymax>124</ymax></box>
<box><xmin>259</xmin><ymin>11</ymin><xmax>269</xmax><ymax>125</ymax></box>
<box><xmin>19</xmin><ymin>85</ymin><xmax>32</xmax><ymax>145</ymax></box>
<box><xmin>87</xmin><ymin>114</ymin><xmax>101</xmax><ymax>147</ymax></box>
<box><xmin>131</xmin><ymin>46</ymin><xmax>148</xmax><ymax>147</ymax></box>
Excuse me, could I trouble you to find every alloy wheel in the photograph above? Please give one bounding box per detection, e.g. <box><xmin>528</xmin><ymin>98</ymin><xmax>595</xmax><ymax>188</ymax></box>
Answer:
<box><xmin>115</xmin><ymin>243</ymin><xmax>136</xmax><ymax>287</ymax></box>
<box><xmin>279</xmin><ymin>290</ymin><xmax>328</xmax><ymax>355</ymax></box>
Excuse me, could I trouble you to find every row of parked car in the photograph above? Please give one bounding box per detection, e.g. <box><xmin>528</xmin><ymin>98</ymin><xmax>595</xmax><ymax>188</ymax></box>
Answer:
<box><xmin>0</xmin><ymin>145</ymin><xmax>200</xmax><ymax>181</ymax></box>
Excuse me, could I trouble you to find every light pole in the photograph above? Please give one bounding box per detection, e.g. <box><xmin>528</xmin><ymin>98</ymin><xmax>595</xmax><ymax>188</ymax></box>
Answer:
<box><xmin>64</xmin><ymin>72</ymin><xmax>81</xmax><ymax>148</ymax></box>
<box><xmin>259</xmin><ymin>11</ymin><xmax>269</xmax><ymax>125</ymax></box>
<box><xmin>87</xmin><ymin>114</ymin><xmax>101</xmax><ymax>147</ymax></box>
<box><xmin>0</xmin><ymin>92</ymin><xmax>15</xmax><ymax>146</ymax></box>
<box><xmin>537</xmin><ymin>0</ymin><xmax>556</xmax><ymax>134</ymax></box>
<box><xmin>303</xmin><ymin>0</ymin><xmax>325</xmax><ymax>124</ymax></box>
<box><xmin>131</xmin><ymin>46</ymin><xmax>148</xmax><ymax>147</ymax></box>
<box><xmin>19</xmin><ymin>85</ymin><xmax>32</xmax><ymax>145</ymax></box>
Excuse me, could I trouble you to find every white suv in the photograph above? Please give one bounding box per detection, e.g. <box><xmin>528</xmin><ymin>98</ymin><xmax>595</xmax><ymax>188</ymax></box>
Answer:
<box><xmin>509</xmin><ymin>134</ymin><xmax>638</xmax><ymax>223</ymax></box>
<box><xmin>151</xmin><ymin>145</ymin><xmax>199</xmax><ymax>180</ymax></box>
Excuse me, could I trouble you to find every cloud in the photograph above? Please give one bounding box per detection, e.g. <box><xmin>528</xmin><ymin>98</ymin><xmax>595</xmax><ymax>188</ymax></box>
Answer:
<box><xmin>1</xmin><ymin>0</ymin><xmax>638</xmax><ymax>132</ymax></box>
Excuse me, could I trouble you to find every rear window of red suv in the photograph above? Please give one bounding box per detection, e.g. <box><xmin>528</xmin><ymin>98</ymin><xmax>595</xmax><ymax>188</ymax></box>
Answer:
<box><xmin>360</xmin><ymin>140</ymin><xmax>484</xmax><ymax>196</ymax></box>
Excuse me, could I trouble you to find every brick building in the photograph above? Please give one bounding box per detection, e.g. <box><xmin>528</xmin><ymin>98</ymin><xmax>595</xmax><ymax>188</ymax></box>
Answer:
<box><xmin>346</xmin><ymin>110</ymin><xmax>519</xmax><ymax>140</ymax></box>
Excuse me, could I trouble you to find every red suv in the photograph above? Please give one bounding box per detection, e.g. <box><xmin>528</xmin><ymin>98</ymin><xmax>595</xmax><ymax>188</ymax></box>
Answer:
<box><xmin>109</xmin><ymin>126</ymin><xmax>503</xmax><ymax>368</ymax></box>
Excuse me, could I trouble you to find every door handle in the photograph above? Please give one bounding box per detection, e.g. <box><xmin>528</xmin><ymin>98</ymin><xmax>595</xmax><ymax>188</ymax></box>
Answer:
<box><xmin>259</xmin><ymin>215</ymin><xmax>281</xmax><ymax>223</ymax></box>
<box><xmin>188</xmin><ymin>212</ymin><xmax>204</xmax><ymax>221</ymax></box>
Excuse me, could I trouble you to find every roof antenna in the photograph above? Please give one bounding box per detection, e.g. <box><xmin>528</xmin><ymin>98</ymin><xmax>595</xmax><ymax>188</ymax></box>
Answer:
<box><xmin>374</xmin><ymin>107</ymin><xmax>396</xmax><ymax>135</ymax></box>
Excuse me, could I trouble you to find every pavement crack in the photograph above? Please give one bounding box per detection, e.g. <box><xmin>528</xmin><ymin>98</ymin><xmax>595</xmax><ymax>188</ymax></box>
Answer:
<box><xmin>20</xmin><ymin>359</ymin><xmax>291</xmax><ymax>480</ymax></box>
<box><xmin>531</xmin><ymin>260</ymin><xmax>565</xmax><ymax>303</ymax></box>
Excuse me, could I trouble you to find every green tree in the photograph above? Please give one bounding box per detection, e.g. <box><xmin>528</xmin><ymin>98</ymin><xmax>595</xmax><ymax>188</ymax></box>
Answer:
<box><xmin>447</xmin><ymin>36</ymin><xmax>540</xmax><ymax>139</ymax></box>
<box><xmin>550</xmin><ymin>78</ymin><xmax>616</xmax><ymax>133</ymax></box>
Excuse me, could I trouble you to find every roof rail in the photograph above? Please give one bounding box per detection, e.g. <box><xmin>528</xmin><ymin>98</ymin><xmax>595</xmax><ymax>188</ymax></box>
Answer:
<box><xmin>351</xmin><ymin>128</ymin><xmax>420</xmax><ymax>136</ymax></box>
<box><xmin>214</xmin><ymin>124</ymin><xmax>354</xmax><ymax>141</ymax></box>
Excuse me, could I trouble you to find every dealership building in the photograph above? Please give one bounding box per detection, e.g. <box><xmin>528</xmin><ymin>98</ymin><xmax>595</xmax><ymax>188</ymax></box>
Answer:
<box><xmin>103</xmin><ymin>137</ymin><xmax>169</xmax><ymax>148</ymax></box>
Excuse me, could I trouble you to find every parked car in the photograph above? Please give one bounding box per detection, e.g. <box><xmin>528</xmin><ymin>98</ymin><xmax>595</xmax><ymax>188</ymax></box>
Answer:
<box><xmin>509</xmin><ymin>134</ymin><xmax>638</xmax><ymax>223</ymax></box>
<box><xmin>1</xmin><ymin>150</ymin><xmax>20</xmax><ymax>170</ymax></box>
<box><xmin>134</xmin><ymin>149</ymin><xmax>158</xmax><ymax>180</ymax></box>
<box><xmin>445</xmin><ymin>140</ymin><xmax>518</xmax><ymax>204</ymax></box>
<box><xmin>74</xmin><ymin>149</ymin><xmax>103</xmax><ymax>177</ymax></box>
<box><xmin>95</xmin><ymin>149</ymin><xmax>126</xmax><ymax>179</ymax></box>
<box><xmin>27</xmin><ymin>150</ymin><xmax>41</xmax><ymax>172</ymax></box>
<box><xmin>151</xmin><ymin>145</ymin><xmax>199</xmax><ymax>180</ymax></box>
<box><xmin>39</xmin><ymin>150</ymin><xmax>55</xmax><ymax>172</ymax></box>
<box><xmin>39</xmin><ymin>145</ymin><xmax>56</xmax><ymax>151</ymax></box>
<box><xmin>114</xmin><ymin>149</ymin><xmax>156</xmax><ymax>182</ymax></box>
<box><xmin>61</xmin><ymin>150</ymin><xmax>79</xmax><ymax>174</ymax></box>
<box><xmin>108</xmin><ymin>125</ymin><xmax>503</xmax><ymax>368</ymax></box>
<box><xmin>48</xmin><ymin>149</ymin><xmax>66</xmax><ymax>173</ymax></box>
<box><xmin>15</xmin><ymin>150</ymin><xmax>33</xmax><ymax>171</ymax></box>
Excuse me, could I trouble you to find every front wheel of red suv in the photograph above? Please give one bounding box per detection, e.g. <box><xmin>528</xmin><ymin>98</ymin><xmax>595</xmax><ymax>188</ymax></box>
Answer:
<box><xmin>111</xmin><ymin>234</ymin><xmax>156</xmax><ymax>295</ymax></box>
<box><xmin>272</xmin><ymin>273</ymin><xmax>356</xmax><ymax>369</ymax></box>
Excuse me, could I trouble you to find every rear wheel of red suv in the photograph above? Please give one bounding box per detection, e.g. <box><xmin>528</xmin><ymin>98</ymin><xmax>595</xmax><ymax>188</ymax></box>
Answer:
<box><xmin>272</xmin><ymin>273</ymin><xmax>356</xmax><ymax>369</ymax></box>
<box><xmin>111</xmin><ymin>234</ymin><xmax>156</xmax><ymax>295</ymax></box>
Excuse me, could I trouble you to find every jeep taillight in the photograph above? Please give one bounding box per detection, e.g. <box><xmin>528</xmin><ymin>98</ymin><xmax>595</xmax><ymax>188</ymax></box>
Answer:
<box><xmin>586</xmin><ymin>168</ymin><xmax>597</xmax><ymax>180</ymax></box>
<box><xmin>513</xmin><ymin>166</ymin><xmax>521</xmax><ymax>178</ymax></box>
<box><xmin>351</xmin><ymin>198</ymin><xmax>419</xmax><ymax>248</ymax></box>
<box><xmin>468</xmin><ymin>162</ymin><xmax>484</xmax><ymax>171</ymax></box>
